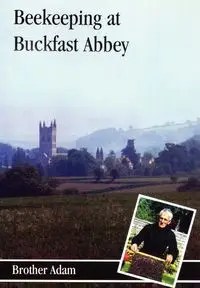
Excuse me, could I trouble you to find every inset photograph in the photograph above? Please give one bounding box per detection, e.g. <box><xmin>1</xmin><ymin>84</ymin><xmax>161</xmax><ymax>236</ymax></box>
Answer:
<box><xmin>117</xmin><ymin>194</ymin><xmax>196</xmax><ymax>287</ymax></box>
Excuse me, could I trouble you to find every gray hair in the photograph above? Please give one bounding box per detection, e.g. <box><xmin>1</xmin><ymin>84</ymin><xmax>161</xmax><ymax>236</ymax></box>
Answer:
<box><xmin>159</xmin><ymin>208</ymin><xmax>173</xmax><ymax>221</ymax></box>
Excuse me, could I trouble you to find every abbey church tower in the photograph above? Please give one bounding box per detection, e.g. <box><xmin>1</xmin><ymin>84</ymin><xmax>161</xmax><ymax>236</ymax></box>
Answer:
<box><xmin>39</xmin><ymin>120</ymin><xmax>57</xmax><ymax>160</ymax></box>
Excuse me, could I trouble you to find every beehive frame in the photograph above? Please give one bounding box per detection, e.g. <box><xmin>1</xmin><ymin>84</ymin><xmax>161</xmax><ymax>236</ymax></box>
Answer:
<box><xmin>129</xmin><ymin>251</ymin><xmax>165</xmax><ymax>282</ymax></box>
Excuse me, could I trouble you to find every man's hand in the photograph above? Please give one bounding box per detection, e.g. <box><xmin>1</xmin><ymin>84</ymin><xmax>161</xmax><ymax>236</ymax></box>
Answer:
<box><xmin>165</xmin><ymin>254</ymin><xmax>173</xmax><ymax>265</ymax></box>
<box><xmin>131</xmin><ymin>243</ymin><xmax>138</xmax><ymax>253</ymax></box>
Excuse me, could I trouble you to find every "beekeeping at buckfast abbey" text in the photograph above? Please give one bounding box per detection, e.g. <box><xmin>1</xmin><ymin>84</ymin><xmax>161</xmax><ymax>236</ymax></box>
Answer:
<box><xmin>13</xmin><ymin>9</ymin><xmax>130</xmax><ymax>57</ymax></box>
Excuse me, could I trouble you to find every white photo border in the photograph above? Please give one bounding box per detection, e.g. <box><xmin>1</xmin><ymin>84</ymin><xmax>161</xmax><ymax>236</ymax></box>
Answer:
<box><xmin>117</xmin><ymin>194</ymin><xmax>197</xmax><ymax>288</ymax></box>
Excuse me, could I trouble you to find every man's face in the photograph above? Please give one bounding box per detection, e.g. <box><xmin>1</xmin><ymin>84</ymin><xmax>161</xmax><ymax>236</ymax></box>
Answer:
<box><xmin>158</xmin><ymin>212</ymin><xmax>171</xmax><ymax>228</ymax></box>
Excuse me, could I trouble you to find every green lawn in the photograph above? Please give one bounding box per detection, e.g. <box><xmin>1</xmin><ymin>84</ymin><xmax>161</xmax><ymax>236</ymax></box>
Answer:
<box><xmin>162</xmin><ymin>272</ymin><xmax>176</xmax><ymax>285</ymax></box>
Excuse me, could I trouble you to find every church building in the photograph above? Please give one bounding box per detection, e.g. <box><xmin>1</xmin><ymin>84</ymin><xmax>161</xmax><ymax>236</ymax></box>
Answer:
<box><xmin>39</xmin><ymin>120</ymin><xmax>57</xmax><ymax>164</ymax></box>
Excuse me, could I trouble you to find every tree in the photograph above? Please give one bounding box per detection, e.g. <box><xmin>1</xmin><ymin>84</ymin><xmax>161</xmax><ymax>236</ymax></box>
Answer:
<box><xmin>3</xmin><ymin>155</ymin><xmax>9</xmax><ymax>168</ymax></box>
<box><xmin>96</xmin><ymin>148</ymin><xmax>100</xmax><ymax>160</ymax></box>
<box><xmin>36</xmin><ymin>163</ymin><xmax>45</xmax><ymax>177</ymax></box>
<box><xmin>110</xmin><ymin>169</ymin><xmax>119</xmax><ymax>181</ymax></box>
<box><xmin>93</xmin><ymin>167</ymin><xmax>104</xmax><ymax>182</ymax></box>
<box><xmin>0</xmin><ymin>143</ymin><xmax>14</xmax><ymax>167</ymax></box>
<box><xmin>0</xmin><ymin>165</ymin><xmax>52</xmax><ymax>197</ymax></box>
<box><xmin>12</xmin><ymin>148</ymin><xmax>27</xmax><ymax>167</ymax></box>
<box><xmin>48</xmin><ymin>149</ymin><xmax>97</xmax><ymax>177</ymax></box>
<box><xmin>155</xmin><ymin>143</ymin><xmax>191</xmax><ymax>175</ymax></box>
<box><xmin>121</xmin><ymin>139</ymin><xmax>139</xmax><ymax>167</ymax></box>
<box><xmin>49</xmin><ymin>155</ymin><xmax>68</xmax><ymax>176</ymax></box>
<box><xmin>142</xmin><ymin>152</ymin><xmax>154</xmax><ymax>166</ymax></box>
<box><xmin>136</xmin><ymin>199</ymin><xmax>154</xmax><ymax>222</ymax></box>
<box><xmin>67</xmin><ymin>149</ymin><xmax>97</xmax><ymax>176</ymax></box>
<box><xmin>104</xmin><ymin>150</ymin><xmax>116</xmax><ymax>173</ymax></box>
<box><xmin>115</xmin><ymin>160</ymin><xmax>130</xmax><ymax>177</ymax></box>
<box><xmin>188</xmin><ymin>147</ymin><xmax>200</xmax><ymax>170</ymax></box>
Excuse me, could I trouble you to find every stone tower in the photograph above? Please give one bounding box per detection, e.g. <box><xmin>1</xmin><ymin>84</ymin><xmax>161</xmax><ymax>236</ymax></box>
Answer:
<box><xmin>39</xmin><ymin>120</ymin><xmax>57</xmax><ymax>161</ymax></box>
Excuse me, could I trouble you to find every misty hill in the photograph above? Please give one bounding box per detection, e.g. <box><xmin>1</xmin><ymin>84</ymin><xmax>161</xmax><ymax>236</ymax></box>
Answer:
<box><xmin>1</xmin><ymin>119</ymin><xmax>200</xmax><ymax>162</ymax></box>
<box><xmin>76</xmin><ymin>119</ymin><xmax>200</xmax><ymax>156</ymax></box>
<box><xmin>181</xmin><ymin>135</ymin><xmax>200</xmax><ymax>150</ymax></box>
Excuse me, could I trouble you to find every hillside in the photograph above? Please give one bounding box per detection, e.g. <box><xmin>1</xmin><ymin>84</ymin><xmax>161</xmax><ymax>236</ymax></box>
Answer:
<box><xmin>1</xmin><ymin>119</ymin><xmax>200</xmax><ymax>160</ymax></box>
<box><xmin>76</xmin><ymin>120</ymin><xmax>200</xmax><ymax>155</ymax></box>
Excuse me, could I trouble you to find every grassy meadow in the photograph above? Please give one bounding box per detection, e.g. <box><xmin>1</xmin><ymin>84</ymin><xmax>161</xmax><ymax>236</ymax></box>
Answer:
<box><xmin>0</xmin><ymin>176</ymin><xmax>198</xmax><ymax>260</ymax></box>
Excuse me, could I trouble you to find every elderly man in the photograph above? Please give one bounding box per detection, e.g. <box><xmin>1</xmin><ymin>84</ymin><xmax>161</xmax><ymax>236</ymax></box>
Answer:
<box><xmin>131</xmin><ymin>208</ymin><xmax>178</xmax><ymax>264</ymax></box>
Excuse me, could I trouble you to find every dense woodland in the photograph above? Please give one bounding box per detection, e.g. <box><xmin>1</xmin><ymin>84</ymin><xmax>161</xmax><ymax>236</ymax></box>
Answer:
<box><xmin>0</xmin><ymin>135</ymin><xmax>199</xmax><ymax>197</ymax></box>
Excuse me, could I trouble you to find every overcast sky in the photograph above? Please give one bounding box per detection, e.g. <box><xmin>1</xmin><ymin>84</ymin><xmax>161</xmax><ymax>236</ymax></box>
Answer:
<box><xmin>1</xmin><ymin>0</ymin><xmax>200</xmax><ymax>146</ymax></box>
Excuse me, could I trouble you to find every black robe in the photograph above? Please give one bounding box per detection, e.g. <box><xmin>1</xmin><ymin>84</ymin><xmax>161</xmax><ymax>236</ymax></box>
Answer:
<box><xmin>131</xmin><ymin>223</ymin><xmax>179</xmax><ymax>263</ymax></box>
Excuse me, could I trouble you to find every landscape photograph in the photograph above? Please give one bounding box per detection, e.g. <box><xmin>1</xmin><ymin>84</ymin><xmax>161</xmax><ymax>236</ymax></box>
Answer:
<box><xmin>1</xmin><ymin>0</ymin><xmax>200</xmax><ymax>287</ymax></box>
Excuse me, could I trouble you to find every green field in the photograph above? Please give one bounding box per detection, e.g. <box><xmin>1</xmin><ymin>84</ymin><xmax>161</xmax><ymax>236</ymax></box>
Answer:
<box><xmin>0</xmin><ymin>179</ymin><xmax>198</xmax><ymax>260</ymax></box>
<box><xmin>56</xmin><ymin>175</ymin><xmax>185</xmax><ymax>194</ymax></box>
